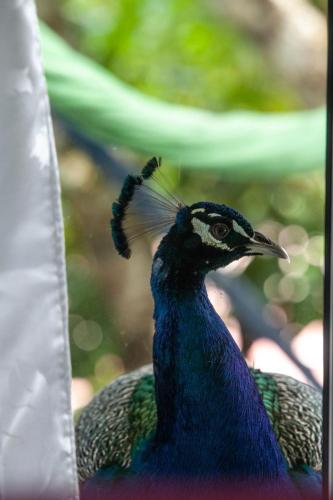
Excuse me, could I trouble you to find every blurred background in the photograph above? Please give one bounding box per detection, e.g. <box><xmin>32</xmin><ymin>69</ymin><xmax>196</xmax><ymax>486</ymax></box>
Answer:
<box><xmin>36</xmin><ymin>0</ymin><xmax>326</xmax><ymax>413</ymax></box>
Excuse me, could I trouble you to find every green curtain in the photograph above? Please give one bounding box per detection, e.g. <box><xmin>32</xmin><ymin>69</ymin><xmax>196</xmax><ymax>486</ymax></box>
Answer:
<box><xmin>40</xmin><ymin>22</ymin><xmax>325</xmax><ymax>179</ymax></box>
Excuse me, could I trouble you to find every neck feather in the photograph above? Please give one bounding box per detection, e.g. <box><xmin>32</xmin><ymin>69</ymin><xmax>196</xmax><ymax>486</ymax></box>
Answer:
<box><xmin>149</xmin><ymin>248</ymin><xmax>288</xmax><ymax>479</ymax></box>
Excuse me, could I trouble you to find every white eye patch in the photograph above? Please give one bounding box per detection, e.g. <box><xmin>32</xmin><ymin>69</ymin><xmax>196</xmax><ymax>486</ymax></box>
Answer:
<box><xmin>191</xmin><ymin>208</ymin><xmax>206</xmax><ymax>214</ymax></box>
<box><xmin>191</xmin><ymin>217</ymin><xmax>231</xmax><ymax>250</ymax></box>
<box><xmin>232</xmin><ymin>220</ymin><xmax>249</xmax><ymax>238</ymax></box>
<box><xmin>207</xmin><ymin>215</ymin><xmax>250</xmax><ymax>239</ymax></box>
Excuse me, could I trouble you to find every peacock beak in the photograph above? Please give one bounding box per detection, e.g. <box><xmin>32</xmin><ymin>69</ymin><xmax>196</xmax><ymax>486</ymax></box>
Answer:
<box><xmin>246</xmin><ymin>231</ymin><xmax>290</xmax><ymax>261</ymax></box>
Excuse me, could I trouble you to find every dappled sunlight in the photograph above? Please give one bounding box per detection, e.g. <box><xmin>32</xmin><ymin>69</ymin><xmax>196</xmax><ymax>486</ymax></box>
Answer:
<box><xmin>94</xmin><ymin>353</ymin><xmax>125</xmax><ymax>385</ymax></box>
<box><xmin>292</xmin><ymin>320</ymin><xmax>323</xmax><ymax>385</ymax></box>
<box><xmin>72</xmin><ymin>378</ymin><xmax>93</xmax><ymax>412</ymax></box>
<box><xmin>246</xmin><ymin>338</ymin><xmax>309</xmax><ymax>384</ymax></box>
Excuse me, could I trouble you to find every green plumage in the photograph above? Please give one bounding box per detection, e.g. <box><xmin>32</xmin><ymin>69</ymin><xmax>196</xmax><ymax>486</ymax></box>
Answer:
<box><xmin>75</xmin><ymin>365</ymin><xmax>322</xmax><ymax>483</ymax></box>
<box><xmin>129</xmin><ymin>373</ymin><xmax>157</xmax><ymax>453</ymax></box>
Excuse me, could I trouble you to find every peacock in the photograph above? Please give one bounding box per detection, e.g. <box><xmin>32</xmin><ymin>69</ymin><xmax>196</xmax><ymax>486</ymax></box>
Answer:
<box><xmin>76</xmin><ymin>158</ymin><xmax>322</xmax><ymax>497</ymax></box>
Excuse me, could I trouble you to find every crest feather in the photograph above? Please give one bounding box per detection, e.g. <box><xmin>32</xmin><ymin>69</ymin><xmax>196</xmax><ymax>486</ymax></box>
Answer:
<box><xmin>111</xmin><ymin>157</ymin><xmax>181</xmax><ymax>258</ymax></box>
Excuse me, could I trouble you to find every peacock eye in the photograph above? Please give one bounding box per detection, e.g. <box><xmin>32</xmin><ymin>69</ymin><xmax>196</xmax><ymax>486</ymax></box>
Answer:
<box><xmin>210</xmin><ymin>222</ymin><xmax>230</xmax><ymax>240</ymax></box>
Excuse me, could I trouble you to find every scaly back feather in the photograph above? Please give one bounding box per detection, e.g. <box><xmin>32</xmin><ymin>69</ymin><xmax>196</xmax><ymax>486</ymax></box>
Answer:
<box><xmin>75</xmin><ymin>365</ymin><xmax>322</xmax><ymax>483</ymax></box>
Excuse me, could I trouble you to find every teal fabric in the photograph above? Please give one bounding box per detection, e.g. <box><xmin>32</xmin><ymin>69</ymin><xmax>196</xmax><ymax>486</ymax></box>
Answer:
<box><xmin>40</xmin><ymin>22</ymin><xmax>326</xmax><ymax>179</ymax></box>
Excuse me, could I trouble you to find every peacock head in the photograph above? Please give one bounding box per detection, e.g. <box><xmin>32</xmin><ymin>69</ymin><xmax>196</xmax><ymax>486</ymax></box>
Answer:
<box><xmin>157</xmin><ymin>201</ymin><xmax>289</xmax><ymax>273</ymax></box>
<box><xmin>111</xmin><ymin>157</ymin><xmax>288</xmax><ymax>274</ymax></box>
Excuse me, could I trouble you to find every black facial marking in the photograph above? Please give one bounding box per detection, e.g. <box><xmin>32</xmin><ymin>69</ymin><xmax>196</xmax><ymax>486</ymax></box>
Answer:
<box><xmin>183</xmin><ymin>233</ymin><xmax>202</xmax><ymax>250</ymax></box>
<box><xmin>253</xmin><ymin>231</ymin><xmax>271</xmax><ymax>245</ymax></box>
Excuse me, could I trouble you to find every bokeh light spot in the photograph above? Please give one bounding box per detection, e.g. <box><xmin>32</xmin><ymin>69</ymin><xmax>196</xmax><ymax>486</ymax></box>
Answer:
<box><xmin>278</xmin><ymin>254</ymin><xmax>308</xmax><ymax>277</ymax></box>
<box><xmin>73</xmin><ymin>320</ymin><xmax>103</xmax><ymax>351</ymax></box>
<box><xmin>271</xmin><ymin>189</ymin><xmax>305</xmax><ymax>218</ymax></box>
<box><xmin>95</xmin><ymin>353</ymin><xmax>125</xmax><ymax>384</ymax></box>
<box><xmin>278</xmin><ymin>275</ymin><xmax>309</xmax><ymax>303</ymax></box>
<box><xmin>263</xmin><ymin>273</ymin><xmax>281</xmax><ymax>302</ymax></box>
<box><xmin>305</xmin><ymin>235</ymin><xmax>324</xmax><ymax>269</ymax></box>
<box><xmin>278</xmin><ymin>225</ymin><xmax>308</xmax><ymax>254</ymax></box>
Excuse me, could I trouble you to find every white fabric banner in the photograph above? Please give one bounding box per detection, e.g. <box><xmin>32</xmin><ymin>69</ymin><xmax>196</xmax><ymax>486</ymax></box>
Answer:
<box><xmin>0</xmin><ymin>1</ymin><xmax>78</xmax><ymax>498</ymax></box>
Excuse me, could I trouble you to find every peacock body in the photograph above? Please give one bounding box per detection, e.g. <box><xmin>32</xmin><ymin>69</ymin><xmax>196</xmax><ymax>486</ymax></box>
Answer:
<box><xmin>76</xmin><ymin>365</ymin><xmax>322</xmax><ymax>483</ymax></box>
<box><xmin>76</xmin><ymin>159</ymin><xmax>322</xmax><ymax>496</ymax></box>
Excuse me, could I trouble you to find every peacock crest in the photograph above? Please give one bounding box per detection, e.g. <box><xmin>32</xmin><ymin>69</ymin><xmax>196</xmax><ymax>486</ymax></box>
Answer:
<box><xmin>111</xmin><ymin>157</ymin><xmax>183</xmax><ymax>259</ymax></box>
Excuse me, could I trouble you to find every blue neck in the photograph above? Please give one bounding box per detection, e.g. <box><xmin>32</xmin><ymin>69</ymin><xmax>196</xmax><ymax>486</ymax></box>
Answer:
<box><xmin>146</xmin><ymin>243</ymin><xmax>288</xmax><ymax>480</ymax></box>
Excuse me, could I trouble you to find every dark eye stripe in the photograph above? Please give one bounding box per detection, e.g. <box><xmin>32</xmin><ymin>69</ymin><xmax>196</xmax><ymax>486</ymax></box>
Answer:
<box><xmin>253</xmin><ymin>231</ymin><xmax>271</xmax><ymax>244</ymax></box>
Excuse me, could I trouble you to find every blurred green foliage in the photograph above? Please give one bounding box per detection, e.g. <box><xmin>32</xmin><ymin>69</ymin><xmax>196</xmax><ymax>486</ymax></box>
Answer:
<box><xmin>63</xmin><ymin>194</ymin><xmax>121</xmax><ymax>386</ymax></box>
<box><xmin>50</xmin><ymin>0</ymin><xmax>324</xmax><ymax>391</ymax></box>
<box><xmin>60</xmin><ymin>0</ymin><xmax>299</xmax><ymax>111</ymax></box>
